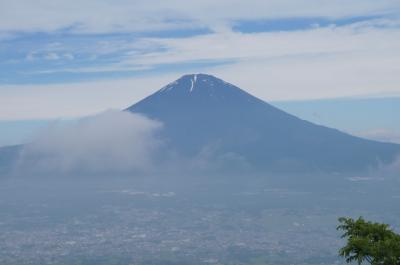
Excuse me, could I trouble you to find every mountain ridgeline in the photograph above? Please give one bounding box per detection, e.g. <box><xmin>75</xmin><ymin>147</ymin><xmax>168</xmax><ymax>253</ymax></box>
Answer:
<box><xmin>127</xmin><ymin>74</ymin><xmax>400</xmax><ymax>173</ymax></box>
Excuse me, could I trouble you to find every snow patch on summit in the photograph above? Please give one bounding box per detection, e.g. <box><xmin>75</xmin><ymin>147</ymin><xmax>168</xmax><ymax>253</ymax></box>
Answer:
<box><xmin>189</xmin><ymin>79</ymin><xmax>194</xmax><ymax>92</ymax></box>
<box><xmin>158</xmin><ymin>74</ymin><xmax>224</xmax><ymax>94</ymax></box>
<box><xmin>189</xmin><ymin>74</ymin><xmax>197</xmax><ymax>93</ymax></box>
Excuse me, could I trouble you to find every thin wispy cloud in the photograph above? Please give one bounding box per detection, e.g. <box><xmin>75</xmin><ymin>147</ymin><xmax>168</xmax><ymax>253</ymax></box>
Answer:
<box><xmin>355</xmin><ymin>129</ymin><xmax>400</xmax><ymax>144</ymax></box>
<box><xmin>1</xmin><ymin>0</ymin><xmax>399</xmax><ymax>34</ymax></box>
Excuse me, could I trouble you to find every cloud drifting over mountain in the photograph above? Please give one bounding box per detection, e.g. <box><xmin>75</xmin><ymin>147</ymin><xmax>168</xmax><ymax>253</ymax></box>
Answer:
<box><xmin>17</xmin><ymin>111</ymin><xmax>162</xmax><ymax>175</ymax></box>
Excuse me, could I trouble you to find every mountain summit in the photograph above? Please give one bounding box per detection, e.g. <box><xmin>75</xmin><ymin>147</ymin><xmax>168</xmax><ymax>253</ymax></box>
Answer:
<box><xmin>128</xmin><ymin>74</ymin><xmax>399</xmax><ymax>172</ymax></box>
<box><xmin>139</xmin><ymin>74</ymin><xmax>264</xmax><ymax>105</ymax></box>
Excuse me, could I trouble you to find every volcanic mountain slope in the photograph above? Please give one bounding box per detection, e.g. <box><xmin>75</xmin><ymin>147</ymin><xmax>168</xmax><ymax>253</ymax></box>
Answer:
<box><xmin>0</xmin><ymin>145</ymin><xmax>21</xmax><ymax>175</ymax></box>
<box><xmin>127</xmin><ymin>74</ymin><xmax>400</xmax><ymax>172</ymax></box>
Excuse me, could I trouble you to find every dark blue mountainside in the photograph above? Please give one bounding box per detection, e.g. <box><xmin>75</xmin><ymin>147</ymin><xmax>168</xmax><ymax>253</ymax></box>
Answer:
<box><xmin>0</xmin><ymin>145</ymin><xmax>20</xmax><ymax>175</ymax></box>
<box><xmin>127</xmin><ymin>74</ymin><xmax>400</xmax><ymax>172</ymax></box>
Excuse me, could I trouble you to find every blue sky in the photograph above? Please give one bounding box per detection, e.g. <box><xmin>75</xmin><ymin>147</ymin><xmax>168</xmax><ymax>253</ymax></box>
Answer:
<box><xmin>0</xmin><ymin>0</ymin><xmax>399</xmax><ymax>145</ymax></box>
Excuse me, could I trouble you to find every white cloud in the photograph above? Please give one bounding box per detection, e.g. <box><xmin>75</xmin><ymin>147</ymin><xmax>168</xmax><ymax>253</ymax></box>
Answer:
<box><xmin>25</xmin><ymin>51</ymin><xmax>74</xmax><ymax>61</ymax></box>
<box><xmin>129</xmin><ymin>19</ymin><xmax>400</xmax><ymax>65</ymax></box>
<box><xmin>354</xmin><ymin>129</ymin><xmax>400</xmax><ymax>144</ymax></box>
<box><xmin>209</xmin><ymin>48</ymin><xmax>400</xmax><ymax>101</ymax></box>
<box><xmin>63</xmin><ymin>53</ymin><xmax>74</xmax><ymax>60</ymax></box>
<box><xmin>0</xmin><ymin>0</ymin><xmax>399</xmax><ymax>34</ymax></box>
<box><xmin>13</xmin><ymin>110</ymin><xmax>251</xmax><ymax>175</ymax></box>
<box><xmin>0</xmin><ymin>74</ymin><xmax>177</xmax><ymax>120</ymax></box>
<box><xmin>44</xmin><ymin>52</ymin><xmax>60</xmax><ymax>60</ymax></box>
<box><xmin>17</xmin><ymin>110</ymin><xmax>162</xmax><ymax>174</ymax></box>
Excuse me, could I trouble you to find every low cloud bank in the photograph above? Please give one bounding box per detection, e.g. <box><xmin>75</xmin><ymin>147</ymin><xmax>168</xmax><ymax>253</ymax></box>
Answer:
<box><xmin>17</xmin><ymin>111</ymin><xmax>162</xmax><ymax>175</ymax></box>
<box><xmin>12</xmin><ymin>110</ymin><xmax>253</xmax><ymax>178</ymax></box>
<box><xmin>14</xmin><ymin>110</ymin><xmax>399</xmax><ymax>178</ymax></box>
<box><xmin>356</xmin><ymin>128</ymin><xmax>400</xmax><ymax>144</ymax></box>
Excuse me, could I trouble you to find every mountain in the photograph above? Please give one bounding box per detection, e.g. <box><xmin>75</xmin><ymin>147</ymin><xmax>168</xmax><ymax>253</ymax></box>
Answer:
<box><xmin>127</xmin><ymin>74</ymin><xmax>400</xmax><ymax>173</ymax></box>
<box><xmin>0</xmin><ymin>145</ymin><xmax>21</xmax><ymax>175</ymax></box>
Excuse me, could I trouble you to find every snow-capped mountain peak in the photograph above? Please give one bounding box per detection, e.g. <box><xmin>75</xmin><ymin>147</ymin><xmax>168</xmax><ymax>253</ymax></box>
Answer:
<box><xmin>126</xmin><ymin>74</ymin><xmax>400</xmax><ymax>172</ymax></box>
<box><xmin>158</xmin><ymin>74</ymin><xmax>235</xmax><ymax>94</ymax></box>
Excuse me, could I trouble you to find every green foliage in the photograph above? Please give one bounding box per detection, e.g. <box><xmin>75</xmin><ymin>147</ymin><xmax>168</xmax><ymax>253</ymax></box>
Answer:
<box><xmin>337</xmin><ymin>217</ymin><xmax>400</xmax><ymax>265</ymax></box>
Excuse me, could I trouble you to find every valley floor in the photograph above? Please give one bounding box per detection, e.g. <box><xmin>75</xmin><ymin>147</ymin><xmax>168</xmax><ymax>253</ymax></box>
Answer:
<box><xmin>0</xmin><ymin>174</ymin><xmax>399</xmax><ymax>265</ymax></box>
